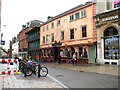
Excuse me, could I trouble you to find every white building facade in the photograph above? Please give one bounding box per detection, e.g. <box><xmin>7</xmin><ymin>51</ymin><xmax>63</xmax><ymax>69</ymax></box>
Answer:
<box><xmin>12</xmin><ymin>42</ymin><xmax>19</xmax><ymax>58</ymax></box>
<box><xmin>94</xmin><ymin>0</ymin><xmax>120</xmax><ymax>65</ymax></box>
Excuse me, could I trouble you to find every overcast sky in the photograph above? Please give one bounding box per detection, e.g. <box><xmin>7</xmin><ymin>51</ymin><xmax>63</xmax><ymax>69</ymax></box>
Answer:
<box><xmin>1</xmin><ymin>0</ymin><xmax>93</xmax><ymax>49</ymax></box>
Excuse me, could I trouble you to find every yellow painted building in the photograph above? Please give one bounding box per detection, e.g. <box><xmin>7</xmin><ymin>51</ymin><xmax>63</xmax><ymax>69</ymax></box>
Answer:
<box><xmin>40</xmin><ymin>1</ymin><xmax>97</xmax><ymax>64</ymax></box>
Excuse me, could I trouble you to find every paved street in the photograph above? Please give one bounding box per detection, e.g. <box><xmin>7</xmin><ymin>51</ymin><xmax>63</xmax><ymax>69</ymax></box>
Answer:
<box><xmin>42</xmin><ymin>63</ymin><xmax>118</xmax><ymax>88</ymax></box>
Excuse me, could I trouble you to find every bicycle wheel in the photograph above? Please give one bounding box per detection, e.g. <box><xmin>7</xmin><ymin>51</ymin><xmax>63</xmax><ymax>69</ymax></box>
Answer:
<box><xmin>40</xmin><ymin>67</ymin><xmax>48</xmax><ymax>77</ymax></box>
<box><xmin>22</xmin><ymin>68</ymin><xmax>27</xmax><ymax>77</ymax></box>
<box><xmin>26</xmin><ymin>67</ymin><xmax>32</xmax><ymax>76</ymax></box>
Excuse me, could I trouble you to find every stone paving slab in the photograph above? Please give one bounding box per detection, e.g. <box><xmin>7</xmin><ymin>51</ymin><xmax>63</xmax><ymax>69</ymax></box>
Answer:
<box><xmin>0</xmin><ymin>74</ymin><xmax>63</xmax><ymax>89</ymax></box>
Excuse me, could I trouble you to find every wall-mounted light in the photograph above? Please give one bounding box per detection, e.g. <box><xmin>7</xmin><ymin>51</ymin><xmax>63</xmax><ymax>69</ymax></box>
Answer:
<box><xmin>88</xmin><ymin>41</ymin><xmax>91</xmax><ymax>43</ymax></box>
<box><xmin>75</xmin><ymin>28</ymin><xmax>77</xmax><ymax>31</ymax></box>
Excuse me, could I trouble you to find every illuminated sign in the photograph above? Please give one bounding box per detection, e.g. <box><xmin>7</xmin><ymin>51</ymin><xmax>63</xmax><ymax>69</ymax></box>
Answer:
<box><xmin>114</xmin><ymin>0</ymin><xmax>120</xmax><ymax>8</ymax></box>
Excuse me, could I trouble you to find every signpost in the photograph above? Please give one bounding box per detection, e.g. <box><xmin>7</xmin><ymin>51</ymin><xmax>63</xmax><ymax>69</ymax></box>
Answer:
<box><xmin>2</xmin><ymin>41</ymin><xmax>5</xmax><ymax>45</ymax></box>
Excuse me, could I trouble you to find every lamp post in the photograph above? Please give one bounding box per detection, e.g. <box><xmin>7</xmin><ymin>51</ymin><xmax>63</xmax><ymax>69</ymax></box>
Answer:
<box><xmin>0</xmin><ymin>33</ymin><xmax>3</xmax><ymax>58</ymax></box>
<box><xmin>52</xmin><ymin>41</ymin><xmax>62</xmax><ymax>63</ymax></box>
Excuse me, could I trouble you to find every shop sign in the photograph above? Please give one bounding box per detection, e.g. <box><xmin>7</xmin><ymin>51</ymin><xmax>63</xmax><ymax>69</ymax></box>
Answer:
<box><xmin>114</xmin><ymin>0</ymin><xmax>120</xmax><ymax>8</ymax></box>
<box><xmin>102</xmin><ymin>15</ymin><xmax>119</xmax><ymax>22</ymax></box>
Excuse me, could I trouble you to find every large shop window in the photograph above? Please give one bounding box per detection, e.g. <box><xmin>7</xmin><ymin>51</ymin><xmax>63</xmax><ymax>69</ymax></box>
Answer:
<box><xmin>64</xmin><ymin>47</ymin><xmax>68</xmax><ymax>57</ymax></box>
<box><xmin>51</xmin><ymin>49</ymin><xmax>53</xmax><ymax>56</ymax></box>
<box><xmin>71</xmin><ymin>47</ymin><xmax>75</xmax><ymax>57</ymax></box>
<box><xmin>44</xmin><ymin>49</ymin><xmax>46</xmax><ymax>56</ymax></box>
<box><xmin>104</xmin><ymin>27</ymin><xmax>119</xmax><ymax>59</ymax></box>
<box><xmin>47</xmin><ymin>49</ymin><xmax>50</xmax><ymax>57</ymax></box>
<box><xmin>79</xmin><ymin>46</ymin><xmax>83</xmax><ymax>57</ymax></box>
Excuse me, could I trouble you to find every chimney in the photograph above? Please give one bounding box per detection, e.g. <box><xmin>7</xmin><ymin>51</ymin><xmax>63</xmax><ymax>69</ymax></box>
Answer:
<box><xmin>22</xmin><ymin>25</ymin><xmax>26</xmax><ymax>30</ymax></box>
<box><xmin>47</xmin><ymin>16</ymin><xmax>53</xmax><ymax>20</ymax></box>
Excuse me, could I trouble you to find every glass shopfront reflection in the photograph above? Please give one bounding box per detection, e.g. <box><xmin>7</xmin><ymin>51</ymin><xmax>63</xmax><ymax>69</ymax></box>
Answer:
<box><xmin>104</xmin><ymin>36</ymin><xmax>119</xmax><ymax>59</ymax></box>
<box><xmin>104</xmin><ymin>27</ymin><xmax>119</xmax><ymax>59</ymax></box>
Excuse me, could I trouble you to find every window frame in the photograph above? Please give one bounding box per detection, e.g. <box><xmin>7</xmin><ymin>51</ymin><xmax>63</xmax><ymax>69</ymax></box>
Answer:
<box><xmin>51</xmin><ymin>22</ymin><xmax>54</xmax><ymax>28</ymax></box>
<box><xmin>81</xmin><ymin>25</ymin><xmax>87</xmax><ymax>38</ymax></box>
<box><xmin>70</xmin><ymin>28</ymin><xmax>74</xmax><ymax>39</ymax></box>
<box><xmin>81</xmin><ymin>9</ymin><xmax>86</xmax><ymax>18</ymax></box>
<box><xmin>43</xmin><ymin>26</ymin><xmax>45</xmax><ymax>32</ymax></box>
<box><xmin>46</xmin><ymin>35</ymin><xmax>49</xmax><ymax>44</ymax></box>
<box><xmin>43</xmin><ymin>36</ymin><xmax>45</xmax><ymax>44</ymax></box>
<box><xmin>46</xmin><ymin>25</ymin><xmax>49</xmax><ymax>30</ymax></box>
<box><xmin>75</xmin><ymin>12</ymin><xmax>80</xmax><ymax>20</ymax></box>
<box><xmin>51</xmin><ymin>33</ymin><xmax>54</xmax><ymax>42</ymax></box>
<box><xmin>61</xmin><ymin>31</ymin><xmax>64</xmax><ymax>40</ymax></box>
<box><xmin>70</xmin><ymin>14</ymin><xmax>74</xmax><ymax>21</ymax></box>
<box><xmin>57</xmin><ymin>20</ymin><xmax>60</xmax><ymax>26</ymax></box>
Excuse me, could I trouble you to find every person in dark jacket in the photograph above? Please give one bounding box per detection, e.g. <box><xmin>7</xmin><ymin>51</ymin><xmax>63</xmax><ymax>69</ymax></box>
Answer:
<box><xmin>58</xmin><ymin>55</ymin><xmax>61</xmax><ymax>64</ymax></box>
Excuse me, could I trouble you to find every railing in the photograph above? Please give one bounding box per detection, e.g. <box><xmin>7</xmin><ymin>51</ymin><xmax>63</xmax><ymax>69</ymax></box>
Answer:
<box><xmin>41</xmin><ymin>57</ymin><xmax>88</xmax><ymax>64</ymax></box>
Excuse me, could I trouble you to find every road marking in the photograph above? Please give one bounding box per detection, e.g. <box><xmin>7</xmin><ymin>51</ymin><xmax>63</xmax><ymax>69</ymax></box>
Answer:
<box><xmin>48</xmin><ymin>74</ymin><xmax>68</xmax><ymax>89</ymax></box>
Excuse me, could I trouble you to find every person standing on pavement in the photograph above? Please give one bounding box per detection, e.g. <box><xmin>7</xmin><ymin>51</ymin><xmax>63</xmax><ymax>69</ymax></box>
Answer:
<box><xmin>18</xmin><ymin>55</ymin><xmax>22</xmax><ymax>64</ymax></box>
<box><xmin>72</xmin><ymin>53</ymin><xmax>77</xmax><ymax>65</ymax></box>
<box><xmin>36</xmin><ymin>55</ymin><xmax>40</xmax><ymax>62</ymax></box>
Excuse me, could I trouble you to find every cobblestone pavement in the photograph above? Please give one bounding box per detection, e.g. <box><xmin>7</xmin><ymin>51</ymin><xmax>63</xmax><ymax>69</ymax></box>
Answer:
<box><xmin>42</xmin><ymin>63</ymin><xmax>119</xmax><ymax>76</ymax></box>
<box><xmin>0</xmin><ymin>74</ymin><xmax>62</xmax><ymax>89</ymax></box>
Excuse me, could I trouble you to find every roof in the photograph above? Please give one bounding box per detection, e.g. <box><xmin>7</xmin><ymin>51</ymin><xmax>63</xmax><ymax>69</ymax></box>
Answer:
<box><xmin>19</xmin><ymin>20</ymin><xmax>44</xmax><ymax>34</ymax></box>
<box><xmin>29</xmin><ymin>20</ymin><xmax>44</xmax><ymax>28</ymax></box>
<box><xmin>41</xmin><ymin>1</ymin><xmax>95</xmax><ymax>26</ymax></box>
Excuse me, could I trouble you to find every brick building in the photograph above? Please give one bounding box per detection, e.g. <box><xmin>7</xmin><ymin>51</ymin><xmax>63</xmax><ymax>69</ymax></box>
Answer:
<box><xmin>18</xmin><ymin>25</ymin><xmax>30</xmax><ymax>58</ymax></box>
<box><xmin>40</xmin><ymin>1</ymin><xmax>97</xmax><ymax>64</ymax></box>
<box><xmin>19</xmin><ymin>20</ymin><xmax>43</xmax><ymax>58</ymax></box>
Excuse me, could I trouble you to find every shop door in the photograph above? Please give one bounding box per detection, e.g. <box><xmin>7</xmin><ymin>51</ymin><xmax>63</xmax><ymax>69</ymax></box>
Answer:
<box><xmin>88</xmin><ymin>45</ymin><xmax>96</xmax><ymax>63</ymax></box>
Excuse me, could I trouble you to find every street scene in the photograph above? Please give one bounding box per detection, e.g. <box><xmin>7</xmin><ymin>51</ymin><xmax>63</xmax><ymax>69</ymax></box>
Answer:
<box><xmin>0</xmin><ymin>0</ymin><xmax>120</xmax><ymax>90</ymax></box>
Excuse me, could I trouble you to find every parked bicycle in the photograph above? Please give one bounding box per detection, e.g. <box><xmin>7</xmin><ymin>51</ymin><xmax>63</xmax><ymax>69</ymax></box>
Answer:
<box><xmin>19</xmin><ymin>60</ymin><xmax>48</xmax><ymax>77</ymax></box>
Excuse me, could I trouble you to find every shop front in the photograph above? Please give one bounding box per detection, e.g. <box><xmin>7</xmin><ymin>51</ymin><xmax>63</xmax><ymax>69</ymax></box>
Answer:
<box><xmin>95</xmin><ymin>8</ymin><xmax>120</xmax><ymax>65</ymax></box>
<box><xmin>40</xmin><ymin>40</ymin><xmax>96</xmax><ymax>64</ymax></box>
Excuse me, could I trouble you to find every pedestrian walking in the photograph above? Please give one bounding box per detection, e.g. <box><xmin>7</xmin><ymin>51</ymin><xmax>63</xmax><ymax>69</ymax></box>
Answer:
<box><xmin>36</xmin><ymin>55</ymin><xmax>40</xmax><ymax>62</ymax></box>
<box><xmin>72</xmin><ymin>53</ymin><xmax>77</xmax><ymax>65</ymax></box>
